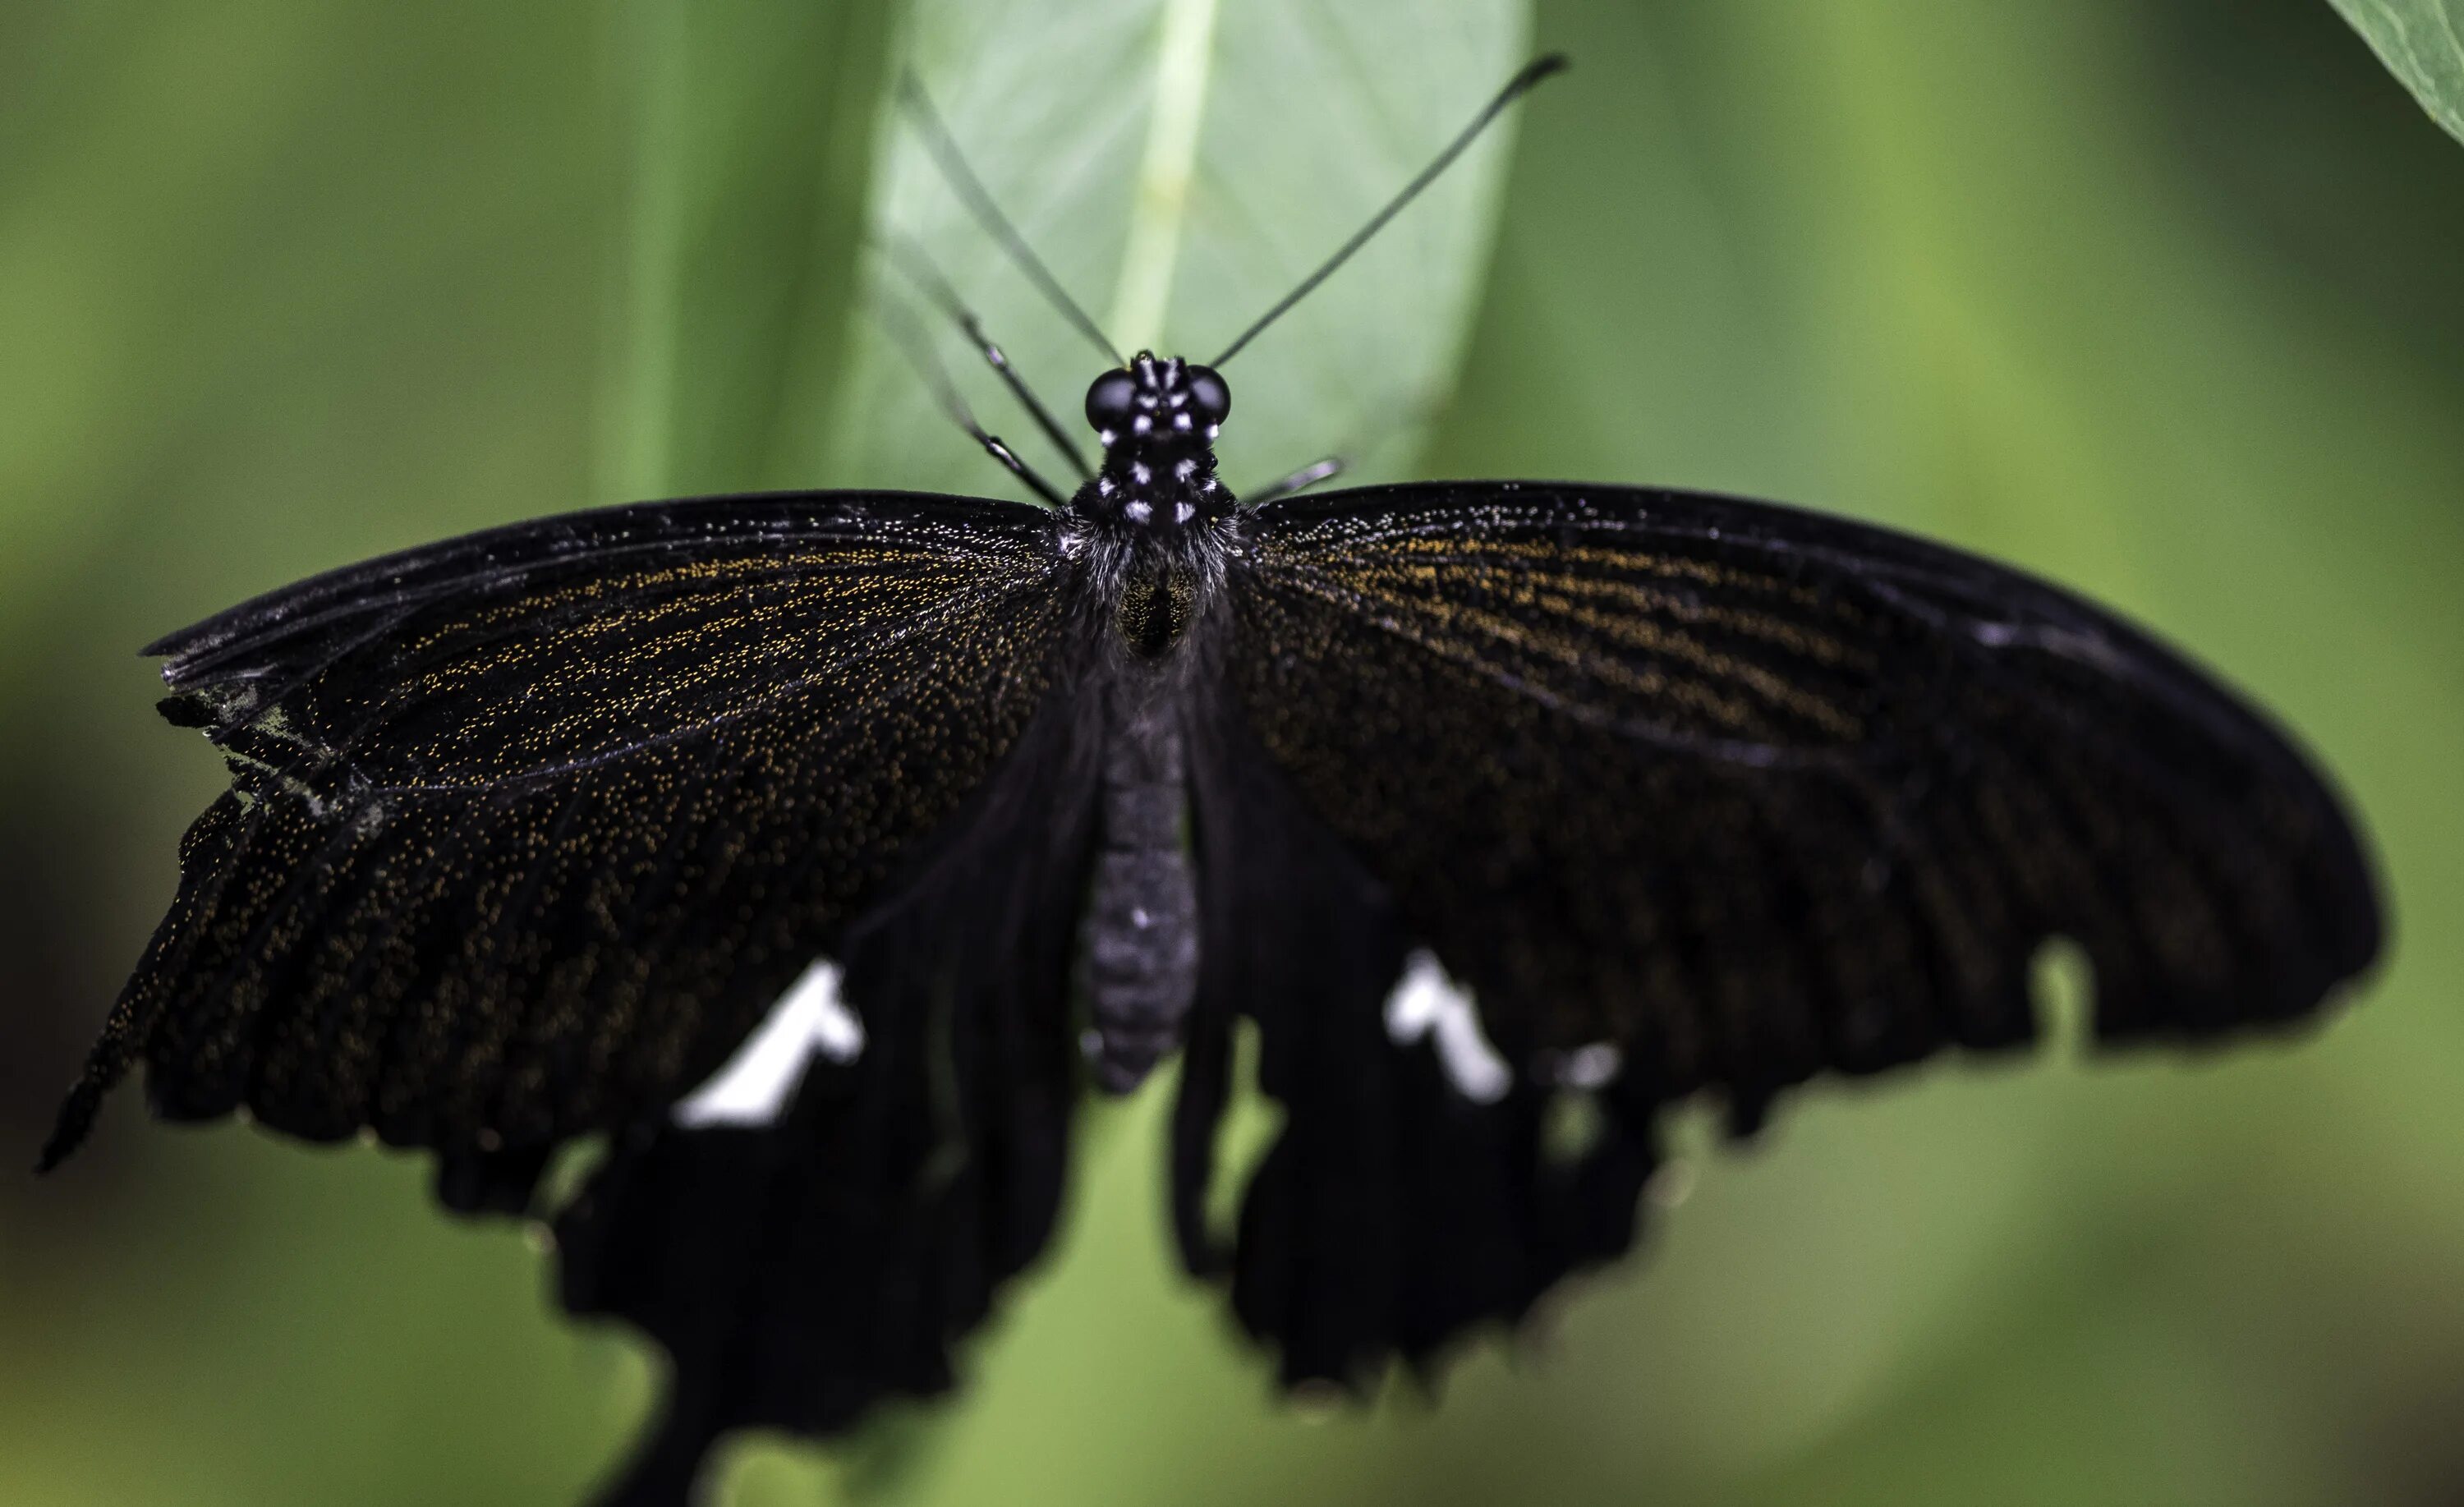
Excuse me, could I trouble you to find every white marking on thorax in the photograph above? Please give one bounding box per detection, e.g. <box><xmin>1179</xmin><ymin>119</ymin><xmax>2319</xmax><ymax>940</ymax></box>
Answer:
<box><xmin>673</xmin><ymin>958</ymin><xmax>862</xmax><ymax>1128</ymax></box>
<box><xmin>1383</xmin><ymin>948</ymin><xmax>1511</xmax><ymax>1105</ymax></box>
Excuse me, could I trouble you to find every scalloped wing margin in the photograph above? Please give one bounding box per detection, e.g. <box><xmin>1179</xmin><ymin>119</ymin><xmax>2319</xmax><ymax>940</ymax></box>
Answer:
<box><xmin>42</xmin><ymin>491</ymin><xmax>1081</xmax><ymax>1172</ymax></box>
<box><xmin>1225</xmin><ymin>480</ymin><xmax>2381</xmax><ymax>1128</ymax></box>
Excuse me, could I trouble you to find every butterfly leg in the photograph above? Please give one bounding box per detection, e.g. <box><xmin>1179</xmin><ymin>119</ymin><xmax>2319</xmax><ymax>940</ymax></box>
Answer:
<box><xmin>872</xmin><ymin>296</ymin><xmax>1073</xmax><ymax>508</ymax></box>
<box><xmin>965</xmin><ymin>430</ymin><xmax>1071</xmax><ymax>508</ymax></box>
<box><xmin>880</xmin><ymin>232</ymin><xmax>1094</xmax><ymax>481</ymax></box>
<box><xmin>1241</xmin><ymin>457</ymin><xmax>1346</xmax><ymax>507</ymax></box>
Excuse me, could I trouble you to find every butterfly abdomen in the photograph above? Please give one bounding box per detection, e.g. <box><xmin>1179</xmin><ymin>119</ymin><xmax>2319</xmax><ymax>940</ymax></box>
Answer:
<box><xmin>1078</xmin><ymin>678</ymin><xmax>1198</xmax><ymax>1093</ymax></box>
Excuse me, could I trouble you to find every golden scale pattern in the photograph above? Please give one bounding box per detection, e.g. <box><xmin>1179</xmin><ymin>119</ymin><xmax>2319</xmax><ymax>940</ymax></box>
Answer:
<box><xmin>1231</xmin><ymin>485</ymin><xmax>2370</xmax><ymax>1101</ymax></box>
<box><xmin>42</xmin><ymin>476</ymin><xmax>2379</xmax><ymax>1486</ymax></box>
<box><xmin>51</xmin><ymin>480</ymin><xmax>2374</xmax><ymax>1183</ymax></box>
<box><xmin>86</xmin><ymin>502</ymin><xmax>1073</xmax><ymax>1157</ymax></box>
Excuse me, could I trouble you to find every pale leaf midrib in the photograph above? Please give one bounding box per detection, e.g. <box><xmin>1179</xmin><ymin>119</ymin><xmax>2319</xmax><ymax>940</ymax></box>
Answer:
<box><xmin>1106</xmin><ymin>0</ymin><xmax>1222</xmax><ymax>357</ymax></box>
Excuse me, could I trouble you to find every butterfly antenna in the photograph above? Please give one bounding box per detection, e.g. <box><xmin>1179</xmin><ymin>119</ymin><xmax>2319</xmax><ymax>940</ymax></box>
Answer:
<box><xmin>871</xmin><ymin>294</ymin><xmax>1071</xmax><ymax>508</ymax></box>
<box><xmin>1212</xmin><ymin>53</ymin><xmax>1568</xmax><ymax>368</ymax></box>
<box><xmin>877</xmin><ymin>230</ymin><xmax>1094</xmax><ymax>480</ymax></box>
<box><xmin>899</xmin><ymin>71</ymin><xmax>1125</xmax><ymax>367</ymax></box>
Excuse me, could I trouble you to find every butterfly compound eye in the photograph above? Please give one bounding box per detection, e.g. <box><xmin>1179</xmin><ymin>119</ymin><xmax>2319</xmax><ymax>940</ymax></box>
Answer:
<box><xmin>1085</xmin><ymin>370</ymin><xmax>1138</xmax><ymax>433</ymax></box>
<box><xmin>1184</xmin><ymin>365</ymin><xmax>1230</xmax><ymax>426</ymax></box>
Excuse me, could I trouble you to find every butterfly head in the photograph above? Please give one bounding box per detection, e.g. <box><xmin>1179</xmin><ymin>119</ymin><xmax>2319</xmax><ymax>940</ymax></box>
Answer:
<box><xmin>1075</xmin><ymin>351</ymin><xmax>1232</xmax><ymax>535</ymax></box>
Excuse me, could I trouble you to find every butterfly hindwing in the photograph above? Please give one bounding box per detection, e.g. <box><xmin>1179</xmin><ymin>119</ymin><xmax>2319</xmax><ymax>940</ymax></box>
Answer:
<box><xmin>1224</xmin><ymin>481</ymin><xmax>2380</xmax><ymax>1128</ymax></box>
<box><xmin>44</xmin><ymin>491</ymin><xmax>1082</xmax><ymax>1173</ymax></box>
<box><xmin>557</xmin><ymin>688</ymin><xmax>1104</xmax><ymax>1507</ymax></box>
<box><xmin>1178</xmin><ymin>674</ymin><xmax>1662</xmax><ymax>1386</ymax></box>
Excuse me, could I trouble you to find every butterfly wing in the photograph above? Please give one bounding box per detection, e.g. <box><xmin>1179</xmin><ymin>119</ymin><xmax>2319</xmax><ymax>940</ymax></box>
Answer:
<box><xmin>555</xmin><ymin>683</ymin><xmax>1098</xmax><ymax>1505</ymax></box>
<box><xmin>1230</xmin><ymin>480</ymin><xmax>2379</xmax><ymax>1084</ymax></box>
<box><xmin>44</xmin><ymin>490</ymin><xmax>1093</xmax><ymax>1173</ymax></box>
<box><xmin>1176</xmin><ymin>479</ymin><xmax>2379</xmax><ymax>1382</ymax></box>
<box><xmin>1177</xmin><ymin>689</ymin><xmax>1661</xmax><ymax>1386</ymax></box>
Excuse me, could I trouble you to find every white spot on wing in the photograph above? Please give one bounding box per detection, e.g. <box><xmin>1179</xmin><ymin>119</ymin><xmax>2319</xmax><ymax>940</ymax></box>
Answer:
<box><xmin>673</xmin><ymin>958</ymin><xmax>862</xmax><ymax>1128</ymax></box>
<box><xmin>1555</xmin><ymin>1042</ymin><xmax>1623</xmax><ymax>1091</ymax></box>
<box><xmin>1383</xmin><ymin>949</ymin><xmax>1511</xmax><ymax>1105</ymax></box>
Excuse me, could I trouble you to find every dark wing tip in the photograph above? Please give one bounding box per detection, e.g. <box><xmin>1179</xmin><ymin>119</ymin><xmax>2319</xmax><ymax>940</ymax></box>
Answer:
<box><xmin>141</xmin><ymin>605</ymin><xmax>255</xmax><ymax>674</ymax></box>
<box><xmin>138</xmin><ymin>626</ymin><xmax>194</xmax><ymax>662</ymax></box>
<box><xmin>2261</xmin><ymin>737</ymin><xmax>2387</xmax><ymax>1012</ymax></box>
<box><xmin>35</xmin><ymin>1082</ymin><xmax>103</xmax><ymax>1174</ymax></box>
<box><xmin>2328</xmin><ymin>788</ymin><xmax>2389</xmax><ymax>980</ymax></box>
<box><xmin>155</xmin><ymin>693</ymin><xmax>214</xmax><ymax>729</ymax></box>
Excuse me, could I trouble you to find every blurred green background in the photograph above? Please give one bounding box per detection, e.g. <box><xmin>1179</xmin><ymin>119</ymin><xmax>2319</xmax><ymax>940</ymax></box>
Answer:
<box><xmin>5</xmin><ymin>2</ymin><xmax>2462</xmax><ymax>1505</ymax></box>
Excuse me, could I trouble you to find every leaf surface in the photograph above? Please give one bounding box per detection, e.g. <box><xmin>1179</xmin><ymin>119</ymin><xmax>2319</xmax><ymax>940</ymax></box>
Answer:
<box><xmin>2330</xmin><ymin>0</ymin><xmax>2464</xmax><ymax>145</ymax></box>
<box><xmin>813</xmin><ymin>0</ymin><xmax>1533</xmax><ymax>501</ymax></box>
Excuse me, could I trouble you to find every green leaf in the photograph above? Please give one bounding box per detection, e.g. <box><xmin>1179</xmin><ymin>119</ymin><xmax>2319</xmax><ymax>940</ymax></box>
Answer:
<box><xmin>811</xmin><ymin>0</ymin><xmax>1535</xmax><ymax>502</ymax></box>
<box><xmin>600</xmin><ymin>0</ymin><xmax>900</xmax><ymax>499</ymax></box>
<box><xmin>2329</xmin><ymin>0</ymin><xmax>2464</xmax><ymax>145</ymax></box>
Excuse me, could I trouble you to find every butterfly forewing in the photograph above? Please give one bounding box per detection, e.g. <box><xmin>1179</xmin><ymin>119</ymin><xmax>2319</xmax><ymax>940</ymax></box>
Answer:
<box><xmin>44</xmin><ymin>492</ymin><xmax>1083</xmax><ymax>1170</ymax></box>
<box><xmin>1224</xmin><ymin>481</ymin><xmax>2379</xmax><ymax>1123</ymax></box>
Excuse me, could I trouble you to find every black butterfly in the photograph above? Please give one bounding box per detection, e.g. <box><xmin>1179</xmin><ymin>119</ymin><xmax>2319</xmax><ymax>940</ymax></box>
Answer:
<box><xmin>39</xmin><ymin>55</ymin><xmax>2379</xmax><ymax>1507</ymax></box>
